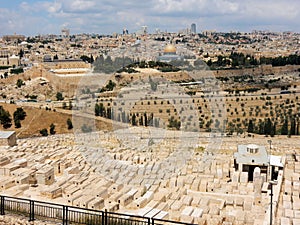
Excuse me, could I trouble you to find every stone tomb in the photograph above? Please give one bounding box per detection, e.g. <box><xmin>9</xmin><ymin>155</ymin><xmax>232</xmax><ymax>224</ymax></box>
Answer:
<box><xmin>36</xmin><ymin>166</ymin><xmax>55</xmax><ymax>185</ymax></box>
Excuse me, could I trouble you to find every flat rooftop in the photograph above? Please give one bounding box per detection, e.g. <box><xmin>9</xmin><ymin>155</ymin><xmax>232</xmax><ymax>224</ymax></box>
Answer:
<box><xmin>0</xmin><ymin>131</ymin><xmax>15</xmax><ymax>139</ymax></box>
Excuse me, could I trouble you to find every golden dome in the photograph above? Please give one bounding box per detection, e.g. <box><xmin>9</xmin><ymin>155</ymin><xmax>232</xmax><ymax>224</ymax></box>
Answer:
<box><xmin>164</xmin><ymin>44</ymin><xmax>176</xmax><ymax>54</ymax></box>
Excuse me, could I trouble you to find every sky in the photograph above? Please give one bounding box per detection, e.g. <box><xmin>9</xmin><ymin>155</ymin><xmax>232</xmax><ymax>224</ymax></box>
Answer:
<box><xmin>0</xmin><ymin>0</ymin><xmax>299</xmax><ymax>36</ymax></box>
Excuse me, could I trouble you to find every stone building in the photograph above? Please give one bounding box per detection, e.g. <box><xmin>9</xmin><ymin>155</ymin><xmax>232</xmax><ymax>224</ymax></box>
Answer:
<box><xmin>9</xmin><ymin>54</ymin><xmax>20</xmax><ymax>67</ymax></box>
<box><xmin>0</xmin><ymin>50</ymin><xmax>9</xmax><ymax>66</ymax></box>
<box><xmin>234</xmin><ymin>144</ymin><xmax>284</xmax><ymax>182</ymax></box>
<box><xmin>36</xmin><ymin>165</ymin><xmax>55</xmax><ymax>185</ymax></box>
<box><xmin>0</xmin><ymin>131</ymin><xmax>17</xmax><ymax>146</ymax></box>
<box><xmin>43</xmin><ymin>59</ymin><xmax>91</xmax><ymax>76</ymax></box>
<box><xmin>0</xmin><ymin>50</ymin><xmax>20</xmax><ymax>67</ymax></box>
<box><xmin>2</xmin><ymin>34</ymin><xmax>25</xmax><ymax>43</ymax></box>
<box><xmin>234</xmin><ymin>144</ymin><xmax>269</xmax><ymax>181</ymax></box>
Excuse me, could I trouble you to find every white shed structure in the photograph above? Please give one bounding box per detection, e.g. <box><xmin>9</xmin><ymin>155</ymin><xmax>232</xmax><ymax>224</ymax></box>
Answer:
<box><xmin>0</xmin><ymin>131</ymin><xmax>16</xmax><ymax>146</ymax></box>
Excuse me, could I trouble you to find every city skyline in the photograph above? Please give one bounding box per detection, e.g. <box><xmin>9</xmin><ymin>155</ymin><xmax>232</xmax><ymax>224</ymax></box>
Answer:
<box><xmin>0</xmin><ymin>0</ymin><xmax>299</xmax><ymax>36</ymax></box>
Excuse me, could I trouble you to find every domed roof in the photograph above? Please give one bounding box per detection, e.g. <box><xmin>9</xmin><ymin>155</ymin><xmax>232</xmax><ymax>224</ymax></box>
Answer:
<box><xmin>9</xmin><ymin>54</ymin><xmax>19</xmax><ymax>59</ymax></box>
<box><xmin>247</xmin><ymin>144</ymin><xmax>259</xmax><ymax>149</ymax></box>
<box><xmin>164</xmin><ymin>44</ymin><xmax>176</xmax><ymax>54</ymax></box>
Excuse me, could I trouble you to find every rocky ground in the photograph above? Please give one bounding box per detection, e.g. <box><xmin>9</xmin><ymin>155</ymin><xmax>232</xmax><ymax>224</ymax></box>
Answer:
<box><xmin>0</xmin><ymin>214</ymin><xmax>60</xmax><ymax>225</ymax></box>
<box><xmin>0</xmin><ymin>129</ymin><xmax>299</xmax><ymax>224</ymax></box>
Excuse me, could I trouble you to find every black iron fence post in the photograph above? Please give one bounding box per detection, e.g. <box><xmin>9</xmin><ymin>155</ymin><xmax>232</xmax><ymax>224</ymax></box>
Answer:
<box><xmin>0</xmin><ymin>196</ymin><xmax>4</xmax><ymax>215</ymax></box>
<box><xmin>63</xmin><ymin>205</ymin><xmax>68</xmax><ymax>225</ymax></box>
<box><xmin>104</xmin><ymin>209</ymin><xmax>108</xmax><ymax>225</ymax></box>
<box><xmin>29</xmin><ymin>200</ymin><xmax>35</xmax><ymax>221</ymax></box>
<box><xmin>62</xmin><ymin>205</ymin><xmax>65</xmax><ymax>225</ymax></box>
<box><xmin>65</xmin><ymin>206</ymin><xmax>68</xmax><ymax>225</ymax></box>
<box><xmin>147</xmin><ymin>217</ymin><xmax>151</xmax><ymax>225</ymax></box>
<box><xmin>101</xmin><ymin>211</ymin><xmax>105</xmax><ymax>225</ymax></box>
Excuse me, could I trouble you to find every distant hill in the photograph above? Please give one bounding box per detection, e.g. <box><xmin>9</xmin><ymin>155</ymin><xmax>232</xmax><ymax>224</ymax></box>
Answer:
<box><xmin>0</xmin><ymin>103</ymin><xmax>113</xmax><ymax>138</ymax></box>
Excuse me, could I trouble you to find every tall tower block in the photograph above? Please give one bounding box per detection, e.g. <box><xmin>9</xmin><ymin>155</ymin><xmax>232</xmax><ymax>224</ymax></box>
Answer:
<box><xmin>191</xmin><ymin>23</ymin><xmax>196</xmax><ymax>34</ymax></box>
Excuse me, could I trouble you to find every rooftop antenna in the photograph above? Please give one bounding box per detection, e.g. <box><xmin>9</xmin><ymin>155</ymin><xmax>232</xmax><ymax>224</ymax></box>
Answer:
<box><xmin>141</xmin><ymin>26</ymin><xmax>148</xmax><ymax>35</ymax></box>
<box><xmin>61</xmin><ymin>28</ymin><xmax>70</xmax><ymax>38</ymax></box>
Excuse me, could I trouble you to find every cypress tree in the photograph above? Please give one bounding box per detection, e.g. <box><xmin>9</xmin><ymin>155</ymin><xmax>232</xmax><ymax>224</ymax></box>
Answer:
<box><xmin>247</xmin><ymin>119</ymin><xmax>254</xmax><ymax>133</ymax></box>
<box><xmin>271</xmin><ymin>122</ymin><xmax>276</xmax><ymax>137</ymax></box>
<box><xmin>290</xmin><ymin>117</ymin><xmax>296</xmax><ymax>135</ymax></box>
<box><xmin>139</xmin><ymin>115</ymin><xmax>143</xmax><ymax>126</ymax></box>
<box><xmin>265</xmin><ymin>118</ymin><xmax>272</xmax><ymax>135</ymax></box>
<box><xmin>281</xmin><ymin>118</ymin><xmax>289</xmax><ymax>135</ymax></box>
<box><xmin>131</xmin><ymin>113</ymin><xmax>137</xmax><ymax>126</ymax></box>
<box><xmin>144</xmin><ymin>113</ymin><xmax>147</xmax><ymax>127</ymax></box>
<box><xmin>258</xmin><ymin>120</ymin><xmax>264</xmax><ymax>135</ymax></box>
<box><xmin>95</xmin><ymin>103</ymin><xmax>100</xmax><ymax>116</ymax></box>
<box><xmin>0</xmin><ymin>106</ymin><xmax>12</xmax><ymax>129</ymax></box>
<box><xmin>50</xmin><ymin>123</ymin><xmax>56</xmax><ymax>135</ymax></box>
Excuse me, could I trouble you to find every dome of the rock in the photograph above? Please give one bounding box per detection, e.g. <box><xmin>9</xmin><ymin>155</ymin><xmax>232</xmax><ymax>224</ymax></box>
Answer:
<box><xmin>164</xmin><ymin>44</ymin><xmax>176</xmax><ymax>54</ymax></box>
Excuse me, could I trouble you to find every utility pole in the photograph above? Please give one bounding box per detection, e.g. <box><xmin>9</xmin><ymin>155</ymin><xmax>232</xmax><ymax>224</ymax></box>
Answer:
<box><xmin>270</xmin><ymin>183</ymin><xmax>273</xmax><ymax>225</ymax></box>
<box><xmin>269</xmin><ymin>180</ymin><xmax>277</xmax><ymax>225</ymax></box>
<box><xmin>267</xmin><ymin>139</ymin><xmax>272</xmax><ymax>180</ymax></box>
<box><xmin>267</xmin><ymin>139</ymin><xmax>272</xmax><ymax>154</ymax></box>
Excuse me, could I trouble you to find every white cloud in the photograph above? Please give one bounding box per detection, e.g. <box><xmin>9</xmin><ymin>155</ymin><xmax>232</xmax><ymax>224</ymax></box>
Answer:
<box><xmin>19</xmin><ymin>1</ymin><xmax>62</xmax><ymax>14</ymax></box>
<box><xmin>60</xmin><ymin>0</ymin><xmax>96</xmax><ymax>13</ymax></box>
<box><xmin>213</xmin><ymin>0</ymin><xmax>239</xmax><ymax>14</ymax></box>
<box><xmin>47</xmin><ymin>1</ymin><xmax>62</xmax><ymax>13</ymax></box>
<box><xmin>20</xmin><ymin>2</ymin><xmax>31</xmax><ymax>11</ymax></box>
<box><xmin>151</xmin><ymin>0</ymin><xmax>240</xmax><ymax>17</ymax></box>
<box><xmin>0</xmin><ymin>0</ymin><xmax>299</xmax><ymax>35</ymax></box>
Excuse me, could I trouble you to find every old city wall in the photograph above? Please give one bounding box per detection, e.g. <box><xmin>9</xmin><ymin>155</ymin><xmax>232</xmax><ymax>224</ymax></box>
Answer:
<box><xmin>213</xmin><ymin>65</ymin><xmax>300</xmax><ymax>77</ymax></box>
<box><xmin>23</xmin><ymin>66</ymin><xmax>102</xmax><ymax>97</ymax></box>
<box><xmin>21</xmin><ymin>64</ymin><xmax>300</xmax><ymax>97</ymax></box>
